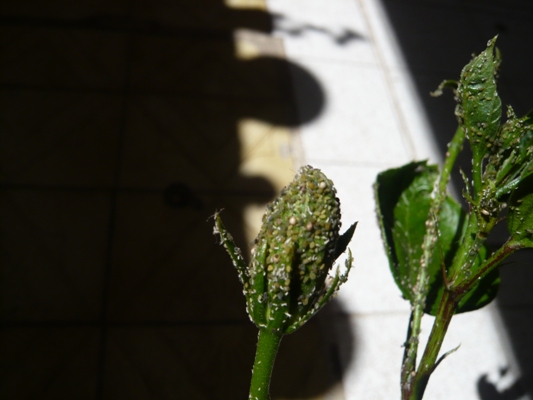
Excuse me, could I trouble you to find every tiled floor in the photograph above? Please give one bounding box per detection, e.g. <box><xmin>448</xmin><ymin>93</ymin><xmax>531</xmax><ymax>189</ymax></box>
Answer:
<box><xmin>0</xmin><ymin>1</ymin><xmax>297</xmax><ymax>399</ymax></box>
<box><xmin>1</xmin><ymin>0</ymin><xmax>533</xmax><ymax>399</ymax></box>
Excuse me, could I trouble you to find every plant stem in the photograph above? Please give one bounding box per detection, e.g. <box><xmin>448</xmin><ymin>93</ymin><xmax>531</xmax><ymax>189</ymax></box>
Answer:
<box><xmin>447</xmin><ymin>212</ymin><xmax>480</xmax><ymax>284</ymax></box>
<box><xmin>472</xmin><ymin>152</ymin><xmax>484</xmax><ymax>198</ymax></box>
<box><xmin>437</xmin><ymin>126</ymin><xmax>465</xmax><ymax>197</ymax></box>
<box><xmin>401</xmin><ymin>126</ymin><xmax>465</xmax><ymax>395</ymax></box>
<box><xmin>455</xmin><ymin>238</ymin><xmax>523</xmax><ymax>295</ymax></box>
<box><xmin>405</xmin><ymin>202</ymin><xmax>515</xmax><ymax>400</ymax></box>
<box><xmin>249</xmin><ymin>329</ymin><xmax>283</xmax><ymax>400</ymax></box>
<box><xmin>408</xmin><ymin>289</ymin><xmax>456</xmax><ymax>400</ymax></box>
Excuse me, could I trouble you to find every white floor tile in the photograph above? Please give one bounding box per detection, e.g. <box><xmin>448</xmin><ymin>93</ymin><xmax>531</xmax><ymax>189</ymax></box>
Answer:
<box><xmin>422</xmin><ymin>305</ymin><xmax>523</xmax><ymax>399</ymax></box>
<box><xmin>339</xmin><ymin>305</ymin><xmax>520</xmax><ymax>400</ymax></box>
<box><xmin>387</xmin><ymin>69</ymin><xmax>441</xmax><ymax>163</ymax></box>
<box><xmin>290</xmin><ymin>60</ymin><xmax>411</xmax><ymax>166</ymax></box>
<box><xmin>339</xmin><ymin>312</ymin><xmax>410</xmax><ymax>400</ymax></box>
<box><xmin>358</xmin><ymin>0</ymin><xmax>408</xmax><ymax>72</ymax></box>
<box><xmin>268</xmin><ymin>0</ymin><xmax>378</xmax><ymax>64</ymax></box>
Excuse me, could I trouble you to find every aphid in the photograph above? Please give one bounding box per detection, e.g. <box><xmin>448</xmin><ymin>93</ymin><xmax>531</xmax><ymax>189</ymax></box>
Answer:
<box><xmin>214</xmin><ymin>166</ymin><xmax>356</xmax><ymax>334</ymax></box>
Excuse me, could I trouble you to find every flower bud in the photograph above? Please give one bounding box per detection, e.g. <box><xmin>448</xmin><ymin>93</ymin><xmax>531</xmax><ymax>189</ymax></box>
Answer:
<box><xmin>214</xmin><ymin>166</ymin><xmax>356</xmax><ymax>334</ymax></box>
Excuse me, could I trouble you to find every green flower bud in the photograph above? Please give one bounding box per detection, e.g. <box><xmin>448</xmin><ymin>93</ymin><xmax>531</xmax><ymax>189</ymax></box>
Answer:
<box><xmin>214</xmin><ymin>166</ymin><xmax>356</xmax><ymax>334</ymax></box>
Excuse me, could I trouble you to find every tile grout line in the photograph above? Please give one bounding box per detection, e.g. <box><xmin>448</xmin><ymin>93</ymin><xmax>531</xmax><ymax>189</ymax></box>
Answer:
<box><xmin>362</xmin><ymin>0</ymin><xmax>445</xmax><ymax>164</ymax></box>
<box><xmin>94</xmin><ymin>5</ymin><xmax>135</xmax><ymax>398</ymax></box>
<box><xmin>358</xmin><ymin>0</ymin><xmax>418</xmax><ymax>161</ymax></box>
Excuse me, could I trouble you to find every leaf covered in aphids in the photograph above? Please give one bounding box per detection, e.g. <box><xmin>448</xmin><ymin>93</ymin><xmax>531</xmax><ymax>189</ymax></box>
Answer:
<box><xmin>374</xmin><ymin>161</ymin><xmax>499</xmax><ymax>315</ymax></box>
<box><xmin>508</xmin><ymin>174</ymin><xmax>533</xmax><ymax>248</ymax></box>
<box><xmin>456</xmin><ymin>36</ymin><xmax>502</xmax><ymax>165</ymax></box>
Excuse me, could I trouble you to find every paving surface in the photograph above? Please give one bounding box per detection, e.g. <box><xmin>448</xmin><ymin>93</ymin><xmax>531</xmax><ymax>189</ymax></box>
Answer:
<box><xmin>1</xmin><ymin>0</ymin><xmax>532</xmax><ymax>399</ymax></box>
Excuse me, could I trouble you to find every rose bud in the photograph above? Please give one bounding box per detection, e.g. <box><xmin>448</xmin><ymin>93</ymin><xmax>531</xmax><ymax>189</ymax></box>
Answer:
<box><xmin>214</xmin><ymin>165</ymin><xmax>356</xmax><ymax>334</ymax></box>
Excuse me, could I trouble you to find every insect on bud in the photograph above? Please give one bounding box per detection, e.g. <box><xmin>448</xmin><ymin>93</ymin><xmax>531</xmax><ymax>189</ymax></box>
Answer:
<box><xmin>214</xmin><ymin>166</ymin><xmax>357</xmax><ymax>334</ymax></box>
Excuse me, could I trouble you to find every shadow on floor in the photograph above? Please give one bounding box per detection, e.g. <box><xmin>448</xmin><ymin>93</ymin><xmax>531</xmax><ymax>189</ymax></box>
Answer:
<box><xmin>0</xmin><ymin>1</ymin><xmax>360</xmax><ymax>399</ymax></box>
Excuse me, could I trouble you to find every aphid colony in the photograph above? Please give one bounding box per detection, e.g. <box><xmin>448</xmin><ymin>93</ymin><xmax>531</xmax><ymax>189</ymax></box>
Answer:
<box><xmin>214</xmin><ymin>165</ymin><xmax>356</xmax><ymax>335</ymax></box>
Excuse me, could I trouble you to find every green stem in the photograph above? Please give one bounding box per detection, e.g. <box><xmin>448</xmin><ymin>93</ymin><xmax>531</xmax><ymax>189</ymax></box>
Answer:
<box><xmin>401</xmin><ymin>126</ymin><xmax>465</xmax><ymax>395</ymax></box>
<box><xmin>447</xmin><ymin>212</ymin><xmax>480</xmax><ymax>284</ymax></box>
<box><xmin>249</xmin><ymin>329</ymin><xmax>283</xmax><ymax>400</ymax></box>
<box><xmin>437</xmin><ymin>126</ymin><xmax>465</xmax><ymax>197</ymax></box>
<box><xmin>401</xmin><ymin>311</ymin><xmax>417</xmax><ymax>397</ymax></box>
<box><xmin>472</xmin><ymin>150</ymin><xmax>484</xmax><ymax>198</ymax></box>
<box><xmin>408</xmin><ymin>289</ymin><xmax>457</xmax><ymax>400</ymax></box>
<box><xmin>455</xmin><ymin>239</ymin><xmax>523</xmax><ymax>295</ymax></box>
<box><xmin>405</xmin><ymin>212</ymin><xmax>519</xmax><ymax>400</ymax></box>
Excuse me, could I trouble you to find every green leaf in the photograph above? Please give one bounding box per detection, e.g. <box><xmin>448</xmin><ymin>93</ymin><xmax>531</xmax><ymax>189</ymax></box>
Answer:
<box><xmin>456</xmin><ymin>36</ymin><xmax>502</xmax><ymax>165</ymax></box>
<box><xmin>334</xmin><ymin>222</ymin><xmax>358</xmax><ymax>260</ymax></box>
<box><xmin>425</xmin><ymin>203</ymin><xmax>499</xmax><ymax>314</ymax></box>
<box><xmin>375</xmin><ymin>161</ymin><xmax>433</xmax><ymax>304</ymax></box>
<box><xmin>489</xmin><ymin>108</ymin><xmax>533</xmax><ymax>198</ymax></box>
<box><xmin>375</xmin><ymin>161</ymin><xmax>450</xmax><ymax>312</ymax></box>
<box><xmin>214</xmin><ymin>212</ymin><xmax>248</xmax><ymax>285</ymax></box>
<box><xmin>508</xmin><ymin>174</ymin><xmax>533</xmax><ymax>248</ymax></box>
<box><xmin>514</xmin><ymin>111</ymin><xmax>533</xmax><ymax>182</ymax></box>
<box><xmin>456</xmin><ymin>251</ymin><xmax>500</xmax><ymax>313</ymax></box>
<box><xmin>375</xmin><ymin>162</ymin><xmax>500</xmax><ymax>315</ymax></box>
<box><xmin>391</xmin><ymin>165</ymin><xmax>441</xmax><ymax>306</ymax></box>
<box><xmin>430</xmin><ymin>79</ymin><xmax>458</xmax><ymax>97</ymax></box>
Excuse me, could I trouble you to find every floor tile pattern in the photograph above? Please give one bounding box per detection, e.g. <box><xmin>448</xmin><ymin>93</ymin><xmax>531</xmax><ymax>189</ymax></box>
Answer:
<box><xmin>1</xmin><ymin>1</ymin><xmax>340</xmax><ymax>399</ymax></box>
<box><xmin>2</xmin><ymin>0</ymin><xmax>533</xmax><ymax>399</ymax></box>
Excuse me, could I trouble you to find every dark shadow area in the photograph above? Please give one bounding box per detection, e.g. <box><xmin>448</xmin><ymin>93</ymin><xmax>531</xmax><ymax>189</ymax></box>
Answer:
<box><xmin>271</xmin><ymin>301</ymin><xmax>355</xmax><ymax>399</ymax></box>
<box><xmin>0</xmin><ymin>1</ymin><xmax>358</xmax><ymax>399</ymax></box>
<box><xmin>478</xmin><ymin>366</ymin><xmax>526</xmax><ymax>400</ymax></box>
<box><xmin>380</xmin><ymin>0</ymin><xmax>533</xmax><ymax>397</ymax></box>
